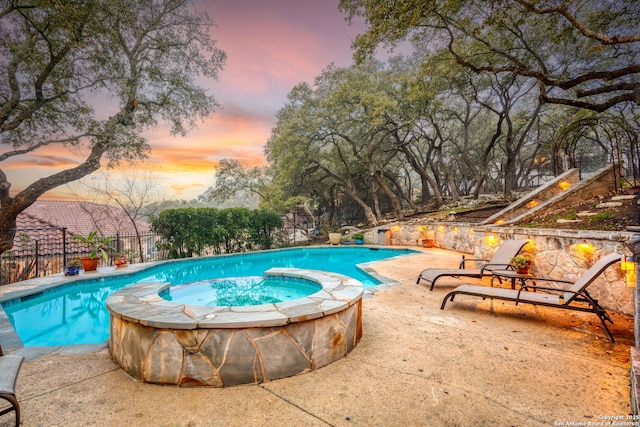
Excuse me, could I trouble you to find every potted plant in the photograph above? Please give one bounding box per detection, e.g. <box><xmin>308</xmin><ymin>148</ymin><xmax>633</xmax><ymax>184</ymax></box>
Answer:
<box><xmin>114</xmin><ymin>253</ymin><xmax>129</xmax><ymax>268</ymax></box>
<box><xmin>73</xmin><ymin>231</ymin><xmax>116</xmax><ymax>272</ymax></box>
<box><xmin>63</xmin><ymin>259</ymin><xmax>82</xmax><ymax>276</ymax></box>
<box><xmin>321</xmin><ymin>219</ymin><xmax>342</xmax><ymax>245</ymax></box>
<box><xmin>510</xmin><ymin>254</ymin><xmax>533</xmax><ymax>274</ymax></box>
<box><xmin>418</xmin><ymin>226</ymin><xmax>435</xmax><ymax>248</ymax></box>
<box><xmin>328</xmin><ymin>231</ymin><xmax>342</xmax><ymax>245</ymax></box>
<box><xmin>352</xmin><ymin>232</ymin><xmax>365</xmax><ymax>245</ymax></box>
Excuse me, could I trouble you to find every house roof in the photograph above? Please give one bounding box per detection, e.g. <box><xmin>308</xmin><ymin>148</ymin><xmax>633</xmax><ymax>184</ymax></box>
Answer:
<box><xmin>8</xmin><ymin>201</ymin><xmax>151</xmax><ymax>257</ymax></box>
<box><xmin>9</xmin><ymin>212</ymin><xmax>61</xmax><ymax>256</ymax></box>
<box><xmin>19</xmin><ymin>200</ymin><xmax>150</xmax><ymax>236</ymax></box>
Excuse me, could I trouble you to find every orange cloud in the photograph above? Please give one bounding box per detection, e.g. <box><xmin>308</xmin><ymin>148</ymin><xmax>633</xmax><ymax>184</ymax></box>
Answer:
<box><xmin>145</xmin><ymin>103</ymin><xmax>271</xmax><ymax>172</ymax></box>
<box><xmin>169</xmin><ymin>182</ymin><xmax>206</xmax><ymax>195</ymax></box>
<box><xmin>146</xmin><ymin>148</ymin><xmax>216</xmax><ymax>173</ymax></box>
<box><xmin>17</xmin><ymin>156</ymin><xmax>79</xmax><ymax>168</ymax></box>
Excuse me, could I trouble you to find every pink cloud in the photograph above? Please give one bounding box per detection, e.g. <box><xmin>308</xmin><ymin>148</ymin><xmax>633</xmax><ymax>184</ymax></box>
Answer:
<box><xmin>206</xmin><ymin>0</ymin><xmax>364</xmax><ymax>107</ymax></box>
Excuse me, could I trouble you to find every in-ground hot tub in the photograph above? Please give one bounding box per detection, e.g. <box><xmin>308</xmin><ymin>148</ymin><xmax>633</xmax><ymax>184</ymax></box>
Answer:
<box><xmin>106</xmin><ymin>268</ymin><xmax>364</xmax><ymax>387</ymax></box>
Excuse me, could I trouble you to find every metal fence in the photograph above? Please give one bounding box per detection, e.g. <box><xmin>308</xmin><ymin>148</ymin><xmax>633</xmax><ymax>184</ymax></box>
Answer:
<box><xmin>0</xmin><ymin>228</ymin><xmax>167</xmax><ymax>286</ymax></box>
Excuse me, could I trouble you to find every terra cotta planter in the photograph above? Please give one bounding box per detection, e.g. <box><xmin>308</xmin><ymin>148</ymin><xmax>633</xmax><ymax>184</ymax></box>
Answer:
<box><xmin>81</xmin><ymin>257</ymin><xmax>99</xmax><ymax>271</ymax></box>
<box><xmin>421</xmin><ymin>238</ymin><xmax>434</xmax><ymax>248</ymax></box>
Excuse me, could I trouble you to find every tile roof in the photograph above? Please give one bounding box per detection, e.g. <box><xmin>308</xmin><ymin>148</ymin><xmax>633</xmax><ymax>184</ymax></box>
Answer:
<box><xmin>7</xmin><ymin>201</ymin><xmax>151</xmax><ymax>256</ymax></box>
<box><xmin>10</xmin><ymin>213</ymin><xmax>62</xmax><ymax>256</ymax></box>
<box><xmin>20</xmin><ymin>200</ymin><xmax>150</xmax><ymax>236</ymax></box>
<box><xmin>4</xmin><ymin>200</ymin><xmax>150</xmax><ymax>266</ymax></box>
<box><xmin>15</xmin><ymin>212</ymin><xmax>58</xmax><ymax>230</ymax></box>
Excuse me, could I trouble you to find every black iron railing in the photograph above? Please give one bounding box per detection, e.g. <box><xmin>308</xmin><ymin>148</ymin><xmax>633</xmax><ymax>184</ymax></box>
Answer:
<box><xmin>0</xmin><ymin>229</ymin><xmax>167</xmax><ymax>286</ymax></box>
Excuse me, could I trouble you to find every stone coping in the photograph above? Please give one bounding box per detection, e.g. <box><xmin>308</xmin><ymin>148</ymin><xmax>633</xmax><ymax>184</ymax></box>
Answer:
<box><xmin>106</xmin><ymin>268</ymin><xmax>364</xmax><ymax>330</ymax></box>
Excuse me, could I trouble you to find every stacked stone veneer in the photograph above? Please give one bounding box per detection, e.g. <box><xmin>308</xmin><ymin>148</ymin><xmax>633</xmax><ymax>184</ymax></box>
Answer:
<box><xmin>107</xmin><ymin>268</ymin><xmax>363</xmax><ymax>387</ymax></box>
<box><xmin>481</xmin><ymin>168</ymin><xmax>581</xmax><ymax>225</ymax></box>
<box><xmin>479</xmin><ymin>164</ymin><xmax>618</xmax><ymax>227</ymax></box>
<box><xmin>365</xmin><ymin>223</ymin><xmax>637</xmax><ymax>316</ymax></box>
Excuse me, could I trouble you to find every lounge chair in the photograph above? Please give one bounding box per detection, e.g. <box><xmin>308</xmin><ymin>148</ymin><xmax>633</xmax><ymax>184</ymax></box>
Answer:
<box><xmin>416</xmin><ymin>240</ymin><xmax>528</xmax><ymax>291</ymax></box>
<box><xmin>0</xmin><ymin>345</ymin><xmax>23</xmax><ymax>426</ymax></box>
<box><xmin>440</xmin><ymin>253</ymin><xmax>622</xmax><ymax>342</ymax></box>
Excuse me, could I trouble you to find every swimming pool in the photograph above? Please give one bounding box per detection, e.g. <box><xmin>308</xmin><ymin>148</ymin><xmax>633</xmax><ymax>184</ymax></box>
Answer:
<box><xmin>1</xmin><ymin>246</ymin><xmax>415</xmax><ymax>347</ymax></box>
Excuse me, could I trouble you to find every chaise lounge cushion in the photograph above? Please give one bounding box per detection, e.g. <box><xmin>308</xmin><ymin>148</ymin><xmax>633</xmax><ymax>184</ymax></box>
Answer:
<box><xmin>0</xmin><ymin>355</ymin><xmax>23</xmax><ymax>396</ymax></box>
<box><xmin>417</xmin><ymin>239</ymin><xmax>529</xmax><ymax>291</ymax></box>
<box><xmin>0</xmin><ymin>346</ymin><xmax>24</xmax><ymax>426</ymax></box>
<box><xmin>440</xmin><ymin>253</ymin><xmax>622</xmax><ymax>341</ymax></box>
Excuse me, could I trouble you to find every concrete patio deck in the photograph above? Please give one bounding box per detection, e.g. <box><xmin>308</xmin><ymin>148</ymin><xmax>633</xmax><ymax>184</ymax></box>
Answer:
<box><xmin>0</xmin><ymin>248</ymin><xmax>634</xmax><ymax>426</ymax></box>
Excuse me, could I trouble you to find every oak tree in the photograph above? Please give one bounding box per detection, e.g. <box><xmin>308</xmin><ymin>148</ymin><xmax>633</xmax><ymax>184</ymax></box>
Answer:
<box><xmin>0</xmin><ymin>0</ymin><xmax>225</xmax><ymax>253</ymax></box>
<box><xmin>340</xmin><ymin>0</ymin><xmax>640</xmax><ymax>112</ymax></box>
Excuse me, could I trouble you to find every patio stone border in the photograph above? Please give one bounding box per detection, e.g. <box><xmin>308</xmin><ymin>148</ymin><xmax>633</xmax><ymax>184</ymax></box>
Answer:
<box><xmin>106</xmin><ymin>268</ymin><xmax>364</xmax><ymax>387</ymax></box>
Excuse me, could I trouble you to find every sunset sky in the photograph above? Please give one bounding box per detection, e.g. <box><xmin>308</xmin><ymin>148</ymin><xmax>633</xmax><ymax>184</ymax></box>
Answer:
<box><xmin>3</xmin><ymin>0</ymin><xmax>370</xmax><ymax>201</ymax></box>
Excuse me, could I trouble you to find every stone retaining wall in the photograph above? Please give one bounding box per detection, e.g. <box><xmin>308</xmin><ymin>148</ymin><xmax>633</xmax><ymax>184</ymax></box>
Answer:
<box><xmin>363</xmin><ymin>223</ymin><xmax>637</xmax><ymax>316</ymax></box>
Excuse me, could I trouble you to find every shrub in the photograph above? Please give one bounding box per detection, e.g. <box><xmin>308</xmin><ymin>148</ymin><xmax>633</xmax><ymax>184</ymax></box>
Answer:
<box><xmin>150</xmin><ymin>207</ymin><xmax>284</xmax><ymax>258</ymax></box>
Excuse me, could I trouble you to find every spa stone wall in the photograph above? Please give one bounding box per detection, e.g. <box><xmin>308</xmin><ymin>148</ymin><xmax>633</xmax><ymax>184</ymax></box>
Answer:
<box><xmin>107</xmin><ymin>269</ymin><xmax>364</xmax><ymax>387</ymax></box>
<box><xmin>110</xmin><ymin>301</ymin><xmax>362</xmax><ymax>387</ymax></box>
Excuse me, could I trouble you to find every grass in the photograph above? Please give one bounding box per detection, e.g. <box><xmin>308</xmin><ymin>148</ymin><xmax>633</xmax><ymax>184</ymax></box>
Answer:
<box><xmin>587</xmin><ymin>212</ymin><xmax>613</xmax><ymax>221</ymax></box>
<box><xmin>544</xmin><ymin>210</ymin><xmax>578</xmax><ymax>222</ymax></box>
<box><xmin>517</xmin><ymin>210</ymin><xmax>615</xmax><ymax>230</ymax></box>
<box><xmin>519</xmin><ymin>223</ymin><xmax>540</xmax><ymax>228</ymax></box>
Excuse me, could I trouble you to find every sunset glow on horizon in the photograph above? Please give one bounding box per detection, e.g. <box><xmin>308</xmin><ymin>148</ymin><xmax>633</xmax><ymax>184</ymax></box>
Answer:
<box><xmin>3</xmin><ymin>0</ymin><xmax>368</xmax><ymax>201</ymax></box>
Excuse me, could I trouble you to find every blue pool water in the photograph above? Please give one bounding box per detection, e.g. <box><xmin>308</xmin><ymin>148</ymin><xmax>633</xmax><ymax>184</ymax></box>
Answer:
<box><xmin>161</xmin><ymin>276</ymin><xmax>323</xmax><ymax>306</ymax></box>
<box><xmin>2</xmin><ymin>247</ymin><xmax>415</xmax><ymax>347</ymax></box>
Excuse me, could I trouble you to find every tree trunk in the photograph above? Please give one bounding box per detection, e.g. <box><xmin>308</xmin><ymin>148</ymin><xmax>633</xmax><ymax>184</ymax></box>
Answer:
<box><xmin>397</xmin><ymin>146</ymin><xmax>444</xmax><ymax>207</ymax></box>
<box><xmin>437</xmin><ymin>150</ymin><xmax>460</xmax><ymax>202</ymax></box>
<box><xmin>368</xmin><ymin>162</ymin><xmax>404</xmax><ymax>220</ymax></box>
<box><xmin>384</xmin><ymin>170</ymin><xmax>417</xmax><ymax>210</ymax></box>
<box><xmin>0</xmin><ymin>109</ymin><xmax>132</xmax><ymax>255</ymax></box>
<box><xmin>372</xmin><ymin>187</ymin><xmax>383</xmax><ymax>221</ymax></box>
<box><xmin>314</xmin><ymin>162</ymin><xmax>378</xmax><ymax>226</ymax></box>
<box><xmin>504</xmin><ymin>151</ymin><xmax>516</xmax><ymax>198</ymax></box>
<box><xmin>351</xmin><ymin>190</ymin><xmax>377</xmax><ymax>225</ymax></box>
<box><xmin>0</xmin><ymin>148</ymin><xmax>103</xmax><ymax>254</ymax></box>
<box><xmin>420</xmin><ymin>175</ymin><xmax>431</xmax><ymax>204</ymax></box>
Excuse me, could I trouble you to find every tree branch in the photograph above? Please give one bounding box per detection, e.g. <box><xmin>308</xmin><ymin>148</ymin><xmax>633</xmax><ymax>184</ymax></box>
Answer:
<box><xmin>516</xmin><ymin>0</ymin><xmax>640</xmax><ymax>44</ymax></box>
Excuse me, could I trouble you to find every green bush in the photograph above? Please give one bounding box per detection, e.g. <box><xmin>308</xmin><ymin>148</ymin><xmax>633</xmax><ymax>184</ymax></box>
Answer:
<box><xmin>150</xmin><ymin>207</ymin><xmax>283</xmax><ymax>259</ymax></box>
<box><xmin>250</xmin><ymin>209</ymin><xmax>284</xmax><ymax>250</ymax></box>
